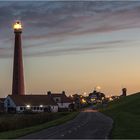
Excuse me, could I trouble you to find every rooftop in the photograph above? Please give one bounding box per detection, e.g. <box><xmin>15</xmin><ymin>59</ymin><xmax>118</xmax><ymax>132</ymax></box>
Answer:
<box><xmin>8</xmin><ymin>95</ymin><xmax>57</xmax><ymax>106</ymax></box>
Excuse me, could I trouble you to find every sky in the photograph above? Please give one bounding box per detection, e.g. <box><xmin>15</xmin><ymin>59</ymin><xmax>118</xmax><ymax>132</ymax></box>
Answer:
<box><xmin>1</xmin><ymin>1</ymin><xmax>140</xmax><ymax>97</ymax></box>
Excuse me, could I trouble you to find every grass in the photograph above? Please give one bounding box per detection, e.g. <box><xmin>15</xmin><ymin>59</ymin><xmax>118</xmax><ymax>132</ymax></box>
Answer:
<box><xmin>0</xmin><ymin>112</ymin><xmax>72</xmax><ymax>132</ymax></box>
<box><xmin>101</xmin><ymin>93</ymin><xmax>140</xmax><ymax>139</ymax></box>
<box><xmin>0</xmin><ymin>111</ymin><xmax>79</xmax><ymax>139</ymax></box>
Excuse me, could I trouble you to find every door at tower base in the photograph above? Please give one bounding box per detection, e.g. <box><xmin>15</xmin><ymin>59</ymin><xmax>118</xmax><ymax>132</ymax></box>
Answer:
<box><xmin>4</xmin><ymin>95</ymin><xmax>58</xmax><ymax>113</ymax></box>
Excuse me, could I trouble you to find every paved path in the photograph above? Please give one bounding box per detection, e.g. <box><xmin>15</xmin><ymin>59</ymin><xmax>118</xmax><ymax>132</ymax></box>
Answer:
<box><xmin>21</xmin><ymin>108</ymin><xmax>113</xmax><ymax>139</ymax></box>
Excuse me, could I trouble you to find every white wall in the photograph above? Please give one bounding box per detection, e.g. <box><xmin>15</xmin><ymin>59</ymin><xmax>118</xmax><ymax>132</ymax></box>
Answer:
<box><xmin>16</xmin><ymin>106</ymin><xmax>23</xmax><ymax>112</ymax></box>
<box><xmin>16</xmin><ymin>105</ymin><xmax>58</xmax><ymax>113</ymax></box>
<box><xmin>4</xmin><ymin>96</ymin><xmax>59</xmax><ymax>113</ymax></box>
<box><xmin>51</xmin><ymin>105</ymin><xmax>58</xmax><ymax>112</ymax></box>
<box><xmin>57</xmin><ymin>103</ymin><xmax>71</xmax><ymax>108</ymax></box>
<box><xmin>4</xmin><ymin>96</ymin><xmax>16</xmax><ymax>111</ymax></box>
<box><xmin>53</xmin><ymin>97</ymin><xmax>61</xmax><ymax>102</ymax></box>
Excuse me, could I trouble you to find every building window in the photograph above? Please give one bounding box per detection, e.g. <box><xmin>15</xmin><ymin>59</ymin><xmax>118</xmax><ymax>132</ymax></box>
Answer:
<box><xmin>34</xmin><ymin>107</ymin><xmax>36</xmax><ymax>110</ymax></box>
<box><xmin>55</xmin><ymin>98</ymin><xmax>61</xmax><ymax>102</ymax></box>
<box><xmin>20</xmin><ymin>107</ymin><xmax>23</xmax><ymax>110</ymax></box>
<box><xmin>37</xmin><ymin>107</ymin><xmax>39</xmax><ymax>110</ymax></box>
<box><xmin>61</xmin><ymin>102</ymin><xmax>63</xmax><ymax>106</ymax></box>
<box><xmin>7</xmin><ymin>99</ymin><xmax>10</xmax><ymax>106</ymax></box>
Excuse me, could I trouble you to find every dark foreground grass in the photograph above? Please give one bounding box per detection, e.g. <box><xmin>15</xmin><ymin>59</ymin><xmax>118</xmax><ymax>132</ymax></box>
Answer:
<box><xmin>0</xmin><ymin>112</ymin><xmax>72</xmax><ymax>132</ymax></box>
<box><xmin>101</xmin><ymin>93</ymin><xmax>140</xmax><ymax>139</ymax></box>
<box><xmin>0</xmin><ymin>112</ymin><xmax>79</xmax><ymax>139</ymax></box>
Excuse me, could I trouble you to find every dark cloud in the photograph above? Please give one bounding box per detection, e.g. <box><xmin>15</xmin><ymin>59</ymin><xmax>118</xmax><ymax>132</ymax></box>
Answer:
<box><xmin>0</xmin><ymin>40</ymin><xmax>132</xmax><ymax>58</ymax></box>
<box><xmin>0</xmin><ymin>1</ymin><xmax>140</xmax><ymax>58</ymax></box>
<box><xmin>24</xmin><ymin>40</ymin><xmax>132</xmax><ymax>57</ymax></box>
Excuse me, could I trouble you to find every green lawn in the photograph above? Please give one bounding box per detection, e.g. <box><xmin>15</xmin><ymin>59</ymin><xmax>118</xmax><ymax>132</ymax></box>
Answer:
<box><xmin>101</xmin><ymin>93</ymin><xmax>140</xmax><ymax>139</ymax></box>
<box><xmin>0</xmin><ymin>112</ymin><xmax>79</xmax><ymax>139</ymax></box>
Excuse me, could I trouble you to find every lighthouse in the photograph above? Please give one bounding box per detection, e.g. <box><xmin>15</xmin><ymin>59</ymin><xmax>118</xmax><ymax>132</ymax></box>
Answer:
<box><xmin>12</xmin><ymin>21</ymin><xmax>25</xmax><ymax>95</ymax></box>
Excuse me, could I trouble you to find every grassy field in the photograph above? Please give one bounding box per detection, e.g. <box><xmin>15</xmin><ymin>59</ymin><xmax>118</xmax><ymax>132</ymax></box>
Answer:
<box><xmin>101</xmin><ymin>93</ymin><xmax>140</xmax><ymax>139</ymax></box>
<box><xmin>0</xmin><ymin>112</ymin><xmax>72</xmax><ymax>132</ymax></box>
<box><xmin>0</xmin><ymin>112</ymin><xmax>79</xmax><ymax>139</ymax></box>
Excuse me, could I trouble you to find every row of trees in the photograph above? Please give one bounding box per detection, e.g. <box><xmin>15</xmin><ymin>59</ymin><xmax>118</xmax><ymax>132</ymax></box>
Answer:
<box><xmin>70</xmin><ymin>87</ymin><xmax>127</xmax><ymax>110</ymax></box>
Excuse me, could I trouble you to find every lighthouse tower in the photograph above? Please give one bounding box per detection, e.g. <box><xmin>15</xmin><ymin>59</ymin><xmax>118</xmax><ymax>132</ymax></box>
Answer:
<box><xmin>12</xmin><ymin>21</ymin><xmax>25</xmax><ymax>95</ymax></box>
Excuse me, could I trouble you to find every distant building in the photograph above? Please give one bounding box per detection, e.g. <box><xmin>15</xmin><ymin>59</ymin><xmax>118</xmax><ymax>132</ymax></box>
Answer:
<box><xmin>121</xmin><ymin>88</ymin><xmax>127</xmax><ymax>96</ymax></box>
<box><xmin>110</xmin><ymin>95</ymin><xmax>120</xmax><ymax>100</ymax></box>
<box><xmin>4</xmin><ymin>95</ymin><xmax>58</xmax><ymax>113</ymax></box>
<box><xmin>4</xmin><ymin>91</ymin><xmax>73</xmax><ymax>113</ymax></box>
<box><xmin>47</xmin><ymin>91</ymin><xmax>73</xmax><ymax>111</ymax></box>
<box><xmin>88</xmin><ymin>90</ymin><xmax>105</xmax><ymax>103</ymax></box>
<box><xmin>71</xmin><ymin>94</ymin><xmax>81</xmax><ymax>109</ymax></box>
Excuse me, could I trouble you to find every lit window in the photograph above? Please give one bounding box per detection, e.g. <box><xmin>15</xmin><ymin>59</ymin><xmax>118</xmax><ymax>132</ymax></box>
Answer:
<box><xmin>26</xmin><ymin>105</ymin><xmax>31</xmax><ymax>109</ymax></box>
<box><xmin>39</xmin><ymin>105</ymin><xmax>43</xmax><ymax>108</ymax></box>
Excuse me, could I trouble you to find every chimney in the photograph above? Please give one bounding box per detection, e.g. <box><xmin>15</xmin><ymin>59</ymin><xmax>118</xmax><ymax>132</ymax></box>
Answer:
<box><xmin>62</xmin><ymin>91</ymin><xmax>65</xmax><ymax>95</ymax></box>
<box><xmin>47</xmin><ymin>91</ymin><xmax>51</xmax><ymax>96</ymax></box>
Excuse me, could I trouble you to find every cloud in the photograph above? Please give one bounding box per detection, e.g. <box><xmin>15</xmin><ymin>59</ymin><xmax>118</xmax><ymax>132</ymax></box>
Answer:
<box><xmin>24</xmin><ymin>40</ymin><xmax>133</xmax><ymax>57</ymax></box>
<box><xmin>0</xmin><ymin>40</ymin><xmax>130</xmax><ymax>58</ymax></box>
<box><xmin>1</xmin><ymin>1</ymin><xmax>140</xmax><ymax>58</ymax></box>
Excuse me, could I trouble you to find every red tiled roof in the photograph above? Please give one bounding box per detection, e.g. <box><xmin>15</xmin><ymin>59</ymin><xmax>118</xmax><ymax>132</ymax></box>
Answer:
<box><xmin>8</xmin><ymin>95</ymin><xmax>57</xmax><ymax>106</ymax></box>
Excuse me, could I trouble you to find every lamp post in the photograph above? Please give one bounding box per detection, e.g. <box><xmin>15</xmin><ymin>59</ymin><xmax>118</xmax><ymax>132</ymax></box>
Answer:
<box><xmin>12</xmin><ymin>21</ymin><xmax>25</xmax><ymax>95</ymax></box>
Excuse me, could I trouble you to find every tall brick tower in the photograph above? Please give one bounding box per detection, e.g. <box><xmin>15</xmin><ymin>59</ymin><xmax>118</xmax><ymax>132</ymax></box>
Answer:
<box><xmin>12</xmin><ymin>21</ymin><xmax>25</xmax><ymax>95</ymax></box>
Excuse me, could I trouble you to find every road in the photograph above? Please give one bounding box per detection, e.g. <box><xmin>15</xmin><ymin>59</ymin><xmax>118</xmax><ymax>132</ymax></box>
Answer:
<box><xmin>21</xmin><ymin>107</ymin><xmax>113</xmax><ymax>139</ymax></box>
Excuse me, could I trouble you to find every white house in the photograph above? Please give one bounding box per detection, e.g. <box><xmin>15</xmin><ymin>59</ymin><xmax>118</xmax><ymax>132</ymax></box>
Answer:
<box><xmin>4</xmin><ymin>95</ymin><xmax>58</xmax><ymax>113</ymax></box>
<box><xmin>47</xmin><ymin>91</ymin><xmax>73</xmax><ymax>110</ymax></box>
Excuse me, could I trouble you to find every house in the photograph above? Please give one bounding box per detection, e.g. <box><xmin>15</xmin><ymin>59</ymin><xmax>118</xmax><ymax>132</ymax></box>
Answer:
<box><xmin>88</xmin><ymin>90</ymin><xmax>105</xmax><ymax>103</ymax></box>
<box><xmin>4</xmin><ymin>95</ymin><xmax>58</xmax><ymax>113</ymax></box>
<box><xmin>71</xmin><ymin>94</ymin><xmax>82</xmax><ymax>109</ymax></box>
<box><xmin>47</xmin><ymin>91</ymin><xmax>73</xmax><ymax>111</ymax></box>
<box><xmin>0</xmin><ymin>98</ymin><xmax>5</xmax><ymax>112</ymax></box>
